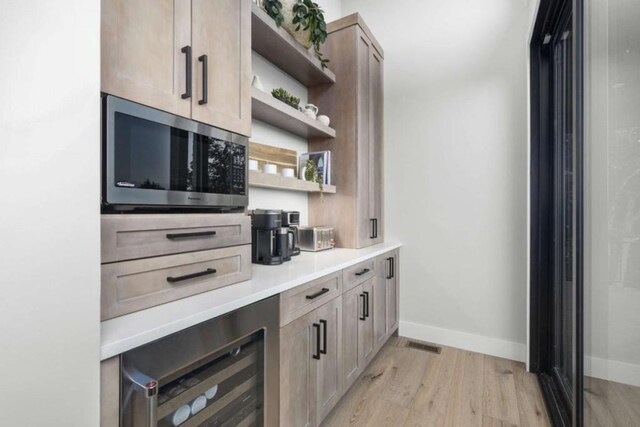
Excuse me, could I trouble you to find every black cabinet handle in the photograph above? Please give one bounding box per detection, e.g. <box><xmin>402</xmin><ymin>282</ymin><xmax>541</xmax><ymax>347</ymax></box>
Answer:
<box><xmin>370</xmin><ymin>218</ymin><xmax>376</xmax><ymax>239</ymax></box>
<box><xmin>355</xmin><ymin>268</ymin><xmax>370</xmax><ymax>277</ymax></box>
<box><xmin>166</xmin><ymin>231</ymin><xmax>216</xmax><ymax>240</ymax></box>
<box><xmin>374</xmin><ymin>218</ymin><xmax>378</xmax><ymax>238</ymax></box>
<box><xmin>387</xmin><ymin>257</ymin><xmax>393</xmax><ymax>279</ymax></box>
<box><xmin>359</xmin><ymin>294</ymin><xmax>366</xmax><ymax>321</ymax></box>
<box><xmin>181</xmin><ymin>45</ymin><xmax>192</xmax><ymax>99</ymax></box>
<box><xmin>320</xmin><ymin>319</ymin><xmax>327</xmax><ymax>355</ymax></box>
<box><xmin>363</xmin><ymin>291</ymin><xmax>370</xmax><ymax>318</ymax></box>
<box><xmin>313</xmin><ymin>323</ymin><xmax>321</xmax><ymax>360</ymax></box>
<box><xmin>306</xmin><ymin>287</ymin><xmax>330</xmax><ymax>300</ymax></box>
<box><xmin>166</xmin><ymin>268</ymin><xmax>216</xmax><ymax>283</ymax></box>
<box><xmin>198</xmin><ymin>54</ymin><xmax>208</xmax><ymax>105</ymax></box>
<box><xmin>391</xmin><ymin>257</ymin><xmax>395</xmax><ymax>278</ymax></box>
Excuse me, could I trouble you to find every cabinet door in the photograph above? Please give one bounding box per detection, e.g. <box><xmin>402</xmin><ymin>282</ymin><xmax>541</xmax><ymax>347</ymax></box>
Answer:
<box><xmin>373</xmin><ymin>260</ymin><xmax>387</xmax><ymax>352</ymax></box>
<box><xmin>342</xmin><ymin>284</ymin><xmax>362</xmax><ymax>392</ymax></box>
<box><xmin>191</xmin><ymin>0</ymin><xmax>251</xmax><ymax>136</ymax></box>
<box><xmin>280</xmin><ymin>311</ymin><xmax>316</xmax><ymax>427</ymax></box>
<box><xmin>355</xmin><ymin>29</ymin><xmax>373</xmax><ymax>248</ymax></box>
<box><xmin>359</xmin><ymin>278</ymin><xmax>375</xmax><ymax>366</ymax></box>
<box><xmin>315</xmin><ymin>296</ymin><xmax>343</xmax><ymax>424</ymax></box>
<box><xmin>369</xmin><ymin>47</ymin><xmax>385</xmax><ymax>244</ymax></box>
<box><xmin>386</xmin><ymin>251</ymin><xmax>400</xmax><ymax>334</ymax></box>
<box><xmin>101</xmin><ymin>0</ymin><xmax>191</xmax><ymax>118</ymax></box>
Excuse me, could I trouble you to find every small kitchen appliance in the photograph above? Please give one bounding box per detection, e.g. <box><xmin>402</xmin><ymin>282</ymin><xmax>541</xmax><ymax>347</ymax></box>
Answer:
<box><xmin>251</xmin><ymin>209</ymin><xmax>285</xmax><ymax>265</ymax></box>
<box><xmin>281</xmin><ymin>211</ymin><xmax>301</xmax><ymax>257</ymax></box>
<box><xmin>298</xmin><ymin>226</ymin><xmax>335</xmax><ymax>252</ymax></box>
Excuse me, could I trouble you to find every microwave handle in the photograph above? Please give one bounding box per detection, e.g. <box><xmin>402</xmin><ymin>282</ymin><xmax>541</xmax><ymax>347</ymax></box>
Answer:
<box><xmin>124</xmin><ymin>365</ymin><xmax>158</xmax><ymax>427</ymax></box>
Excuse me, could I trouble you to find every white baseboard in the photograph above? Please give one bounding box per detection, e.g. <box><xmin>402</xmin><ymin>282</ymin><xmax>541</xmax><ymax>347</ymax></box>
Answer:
<box><xmin>399</xmin><ymin>321</ymin><xmax>527</xmax><ymax>363</ymax></box>
<box><xmin>585</xmin><ymin>355</ymin><xmax>640</xmax><ymax>388</ymax></box>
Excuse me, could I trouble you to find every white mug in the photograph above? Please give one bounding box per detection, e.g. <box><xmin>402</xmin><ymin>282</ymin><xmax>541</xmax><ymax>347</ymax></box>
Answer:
<box><xmin>263</xmin><ymin>163</ymin><xmax>278</xmax><ymax>174</ymax></box>
<box><xmin>248</xmin><ymin>159</ymin><xmax>259</xmax><ymax>171</ymax></box>
<box><xmin>281</xmin><ymin>168</ymin><xmax>295</xmax><ymax>178</ymax></box>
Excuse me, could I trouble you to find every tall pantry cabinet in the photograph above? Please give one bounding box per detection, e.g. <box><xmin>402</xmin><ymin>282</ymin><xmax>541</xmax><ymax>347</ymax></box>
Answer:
<box><xmin>309</xmin><ymin>14</ymin><xmax>384</xmax><ymax>249</ymax></box>
<box><xmin>101</xmin><ymin>0</ymin><xmax>252</xmax><ymax>137</ymax></box>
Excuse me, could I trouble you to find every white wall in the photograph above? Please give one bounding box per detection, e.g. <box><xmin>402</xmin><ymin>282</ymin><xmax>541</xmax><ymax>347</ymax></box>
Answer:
<box><xmin>0</xmin><ymin>2</ymin><xmax>101</xmax><ymax>426</ymax></box>
<box><xmin>584</xmin><ymin>0</ymin><xmax>640</xmax><ymax>388</ymax></box>
<box><xmin>249</xmin><ymin>0</ymin><xmax>342</xmax><ymax>224</ymax></box>
<box><xmin>342</xmin><ymin>0</ymin><xmax>532</xmax><ymax>361</ymax></box>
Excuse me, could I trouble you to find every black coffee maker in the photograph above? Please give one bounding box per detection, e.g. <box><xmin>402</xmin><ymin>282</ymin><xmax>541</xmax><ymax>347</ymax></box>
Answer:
<box><xmin>282</xmin><ymin>211</ymin><xmax>301</xmax><ymax>256</ymax></box>
<box><xmin>251</xmin><ymin>209</ymin><xmax>291</xmax><ymax>265</ymax></box>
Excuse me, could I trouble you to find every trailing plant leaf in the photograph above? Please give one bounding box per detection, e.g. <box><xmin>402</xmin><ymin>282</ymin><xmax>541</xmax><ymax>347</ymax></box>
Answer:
<box><xmin>263</xmin><ymin>0</ymin><xmax>284</xmax><ymax>27</ymax></box>
<box><xmin>292</xmin><ymin>0</ymin><xmax>330</xmax><ymax>69</ymax></box>
<box><xmin>304</xmin><ymin>159</ymin><xmax>324</xmax><ymax>201</ymax></box>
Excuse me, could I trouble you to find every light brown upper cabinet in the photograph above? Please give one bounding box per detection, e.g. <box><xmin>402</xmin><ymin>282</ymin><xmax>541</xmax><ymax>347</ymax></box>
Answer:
<box><xmin>101</xmin><ymin>0</ymin><xmax>251</xmax><ymax>136</ymax></box>
<box><xmin>309</xmin><ymin>14</ymin><xmax>384</xmax><ymax>248</ymax></box>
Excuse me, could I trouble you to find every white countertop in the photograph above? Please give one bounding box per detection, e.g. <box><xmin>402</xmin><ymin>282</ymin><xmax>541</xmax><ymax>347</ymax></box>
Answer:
<box><xmin>100</xmin><ymin>241</ymin><xmax>402</xmax><ymax>360</ymax></box>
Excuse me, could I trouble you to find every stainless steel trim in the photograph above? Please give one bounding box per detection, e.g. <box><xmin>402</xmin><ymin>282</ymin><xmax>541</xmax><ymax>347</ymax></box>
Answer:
<box><xmin>103</xmin><ymin>95</ymin><xmax>249</xmax><ymax>209</ymax></box>
<box><xmin>123</xmin><ymin>365</ymin><xmax>158</xmax><ymax>427</ymax></box>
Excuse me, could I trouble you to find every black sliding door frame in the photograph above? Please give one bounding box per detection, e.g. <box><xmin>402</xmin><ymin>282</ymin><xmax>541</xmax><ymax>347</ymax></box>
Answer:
<box><xmin>530</xmin><ymin>0</ymin><xmax>584</xmax><ymax>425</ymax></box>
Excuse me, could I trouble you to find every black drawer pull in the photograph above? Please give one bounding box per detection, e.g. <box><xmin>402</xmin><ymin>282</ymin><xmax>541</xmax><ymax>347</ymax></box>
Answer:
<box><xmin>320</xmin><ymin>319</ymin><xmax>328</xmax><ymax>355</ymax></box>
<box><xmin>306</xmin><ymin>287</ymin><xmax>330</xmax><ymax>300</ymax></box>
<box><xmin>370</xmin><ymin>218</ymin><xmax>376</xmax><ymax>239</ymax></box>
<box><xmin>355</xmin><ymin>268</ymin><xmax>370</xmax><ymax>277</ymax></box>
<box><xmin>166</xmin><ymin>231</ymin><xmax>217</xmax><ymax>240</ymax></box>
<box><xmin>363</xmin><ymin>291</ymin><xmax>370</xmax><ymax>318</ymax></box>
<box><xmin>387</xmin><ymin>257</ymin><xmax>393</xmax><ymax>279</ymax></box>
<box><xmin>181</xmin><ymin>45</ymin><xmax>192</xmax><ymax>99</ymax></box>
<box><xmin>198</xmin><ymin>54</ymin><xmax>208</xmax><ymax>105</ymax></box>
<box><xmin>167</xmin><ymin>268</ymin><xmax>216</xmax><ymax>283</ymax></box>
<box><xmin>313</xmin><ymin>323</ymin><xmax>321</xmax><ymax>360</ymax></box>
<box><xmin>359</xmin><ymin>294</ymin><xmax>366</xmax><ymax>321</ymax></box>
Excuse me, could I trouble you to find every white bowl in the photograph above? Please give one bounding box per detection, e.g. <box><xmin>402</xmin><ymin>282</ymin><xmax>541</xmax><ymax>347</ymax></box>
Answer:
<box><xmin>263</xmin><ymin>163</ymin><xmax>278</xmax><ymax>174</ymax></box>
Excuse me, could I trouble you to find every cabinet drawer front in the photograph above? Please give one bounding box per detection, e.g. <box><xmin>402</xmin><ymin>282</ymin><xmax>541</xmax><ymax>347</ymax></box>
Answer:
<box><xmin>101</xmin><ymin>214</ymin><xmax>250</xmax><ymax>263</ymax></box>
<box><xmin>102</xmin><ymin>245</ymin><xmax>251</xmax><ymax>320</ymax></box>
<box><xmin>342</xmin><ymin>259</ymin><xmax>376</xmax><ymax>291</ymax></box>
<box><xmin>280</xmin><ymin>272</ymin><xmax>342</xmax><ymax>326</ymax></box>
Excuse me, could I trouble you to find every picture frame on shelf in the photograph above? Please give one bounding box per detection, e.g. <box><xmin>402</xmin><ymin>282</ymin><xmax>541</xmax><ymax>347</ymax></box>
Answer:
<box><xmin>299</xmin><ymin>151</ymin><xmax>331</xmax><ymax>185</ymax></box>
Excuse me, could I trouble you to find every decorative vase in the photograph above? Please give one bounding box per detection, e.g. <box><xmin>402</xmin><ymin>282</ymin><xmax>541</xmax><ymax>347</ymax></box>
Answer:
<box><xmin>280</xmin><ymin>0</ymin><xmax>312</xmax><ymax>50</ymax></box>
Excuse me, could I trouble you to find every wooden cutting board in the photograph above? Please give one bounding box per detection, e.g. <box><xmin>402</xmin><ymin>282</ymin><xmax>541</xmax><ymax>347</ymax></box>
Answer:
<box><xmin>249</xmin><ymin>141</ymin><xmax>298</xmax><ymax>175</ymax></box>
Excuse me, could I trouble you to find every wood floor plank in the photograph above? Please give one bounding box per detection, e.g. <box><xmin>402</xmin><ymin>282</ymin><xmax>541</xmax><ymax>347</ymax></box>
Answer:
<box><xmin>403</xmin><ymin>346</ymin><xmax>461</xmax><ymax>426</ymax></box>
<box><xmin>584</xmin><ymin>376</ymin><xmax>639</xmax><ymax>426</ymax></box>
<box><xmin>611</xmin><ymin>380</ymin><xmax>640</xmax><ymax>422</ymax></box>
<box><xmin>443</xmin><ymin>350</ymin><xmax>485</xmax><ymax>427</ymax></box>
<box><xmin>512</xmin><ymin>361</ymin><xmax>551</xmax><ymax>426</ymax></box>
<box><xmin>482</xmin><ymin>356</ymin><xmax>521</xmax><ymax>425</ymax></box>
<box><xmin>482</xmin><ymin>415</ymin><xmax>518</xmax><ymax>427</ymax></box>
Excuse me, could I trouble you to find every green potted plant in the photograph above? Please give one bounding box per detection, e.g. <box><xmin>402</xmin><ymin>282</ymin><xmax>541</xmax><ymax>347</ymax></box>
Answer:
<box><xmin>263</xmin><ymin>0</ymin><xmax>330</xmax><ymax>69</ymax></box>
<box><xmin>304</xmin><ymin>158</ymin><xmax>324</xmax><ymax>201</ymax></box>
<box><xmin>271</xmin><ymin>87</ymin><xmax>300</xmax><ymax>109</ymax></box>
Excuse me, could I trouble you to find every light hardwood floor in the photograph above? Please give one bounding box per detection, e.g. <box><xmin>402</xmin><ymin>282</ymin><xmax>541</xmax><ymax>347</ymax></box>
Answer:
<box><xmin>585</xmin><ymin>376</ymin><xmax>640</xmax><ymax>426</ymax></box>
<box><xmin>322</xmin><ymin>336</ymin><xmax>551</xmax><ymax>427</ymax></box>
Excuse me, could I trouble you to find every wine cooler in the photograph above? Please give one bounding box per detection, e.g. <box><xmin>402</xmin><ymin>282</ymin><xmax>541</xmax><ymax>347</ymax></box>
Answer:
<box><xmin>120</xmin><ymin>296</ymin><xmax>279</xmax><ymax>426</ymax></box>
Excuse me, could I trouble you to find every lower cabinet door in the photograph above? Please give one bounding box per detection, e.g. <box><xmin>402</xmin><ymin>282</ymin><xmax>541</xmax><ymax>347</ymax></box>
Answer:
<box><xmin>373</xmin><ymin>264</ymin><xmax>387</xmax><ymax>352</ymax></box>
<box><xmin>315</xmin><ymin>296</ymin><xmax>343</xmax><ymax>424</ymax></box>
<box><xmin>386</xmin><ymin>251</ymin><xmax>400</xmax><ymax>335</ymax></box>
<box><xmin>359</xmin><ymin>278</ymin><xmax>375</xmax><ymax>367</ymax></box>
<box><xmin>342</xmin><ymin>284</ymin><xmax>363</xmax><ymax>392</ymax></box>
<box><xmin>280</xmin><ymin>310</ymin><xmax>316</xmax><ymax>427</ymax></box>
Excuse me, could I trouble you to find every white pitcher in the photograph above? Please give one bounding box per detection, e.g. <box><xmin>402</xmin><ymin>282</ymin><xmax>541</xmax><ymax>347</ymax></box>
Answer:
<box><xmin>300</xmin><ymin>104</ymin><xmax>319</xmax><ymax>119</ymax></box>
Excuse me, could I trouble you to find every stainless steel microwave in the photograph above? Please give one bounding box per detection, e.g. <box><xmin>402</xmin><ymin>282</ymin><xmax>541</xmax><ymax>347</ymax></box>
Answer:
<box><xmin>102</xmin><ymin>96</ymin><xmax>248</xmax><ymax>211</ymax></box>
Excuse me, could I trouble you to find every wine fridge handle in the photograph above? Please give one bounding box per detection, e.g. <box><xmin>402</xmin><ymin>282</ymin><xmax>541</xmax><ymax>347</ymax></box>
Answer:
<box><xmin>124</xmin><ymin>366</ymin><xmax>158</xmax><ymax>427</ymax></box>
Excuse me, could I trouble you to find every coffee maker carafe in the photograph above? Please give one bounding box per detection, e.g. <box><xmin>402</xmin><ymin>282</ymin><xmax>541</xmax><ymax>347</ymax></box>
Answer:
<box><xmin>282</xmin><ymin>211</ymin><xmax>301</xmax><ymax>256</ymax></box>
<box><xmin>251</xmin><ymin>209</ymin><xmax>284</xmax><ymax>265</ymax></box>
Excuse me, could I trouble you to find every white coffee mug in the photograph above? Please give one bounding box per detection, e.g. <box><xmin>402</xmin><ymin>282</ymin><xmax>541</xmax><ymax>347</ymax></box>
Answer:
<box><xmin>248</xmin><ymin>159</ymin><xmax>259</xmax><ymax>171</ymax></box>
<box><xmin>281</xmin><ymin>168</ymin><xmax>295</xmax><ymax>178</ymax></box>
<box><xmin>263</xmin><ymin>163</ymin><xmax>278</xmax><ymax>174</ymax></box>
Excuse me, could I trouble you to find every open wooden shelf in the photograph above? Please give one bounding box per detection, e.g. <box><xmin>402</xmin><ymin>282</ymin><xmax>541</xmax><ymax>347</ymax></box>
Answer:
<box><xmin>251</xmin><ymin>3</ymin><xmax>336</xmax><ymax>86</ymax></box>
<box><xmin>251</xmin><ymin>88</ymin><xmax>336</xmax><ymax>139</ymax></box>
<box><xmin>249</xmin><ymin>171</ymin><xmax>336</xmax><ymax>194</ymax></box>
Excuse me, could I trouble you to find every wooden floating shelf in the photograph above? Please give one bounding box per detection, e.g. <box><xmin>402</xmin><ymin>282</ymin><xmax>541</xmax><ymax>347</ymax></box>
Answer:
<box><xmin>249</xmin><ymin>171</ymin><xmax>336</xmax><ymax>194</ymax></box>
<box><xmin>251</xmin><ymin>88</ymin><xmax>336</xmax><ymax>139</ymax></box>
<box><xmin>251</xmin><ymin>3</ymin><xmax>336</xmax><ymax>86</ymax></box>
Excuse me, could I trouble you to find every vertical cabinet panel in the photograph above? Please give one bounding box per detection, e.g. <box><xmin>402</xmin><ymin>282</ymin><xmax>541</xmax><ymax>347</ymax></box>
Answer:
<box><xmin>373</xmin><ymin>263</ymin><xmax>387</xmax><ymax>351</ymax></box>
<box><xmin>356</xmin><ymin>31</ymin><xmax>372</xmax><ymax>247</ymax></box>
<box><xmin>386</xmin><ymin>250</ymin><xmax>400</xmax><ymax>335</ymax></box>
<box><xmin>280</xmin><ymin>311</ymin><xmax>316</xmax><ymax>427</ymax></box>
<box><xmin>342</xmin><ymin>285</ymin><xmax>362</xmax><ymax>392</ymax></box>
<box><xmin>315</xmin><ymin>296</ymin><xmax>343</xmax><ymax>424</ymax></box>
<box><xmin>191</xmin><ymin>0</ymin><xmax>252</xmax><ymax>136</ymax></box>
<box><xmin>101</xmin><ymin>0</ymin><xmax>191</xmax><ymax>118</ymax></box>
<box><xmin>369</xmin><ymin>48</ymin><xmax>385</xmax><ymax>244</ymax></box>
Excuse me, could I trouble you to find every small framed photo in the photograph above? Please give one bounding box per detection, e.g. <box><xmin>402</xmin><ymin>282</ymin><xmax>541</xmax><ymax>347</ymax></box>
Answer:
<box><xmin>299</xmin><ymin>151</ymin><xmax>331</xmax><ymax>185</ymax></box>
